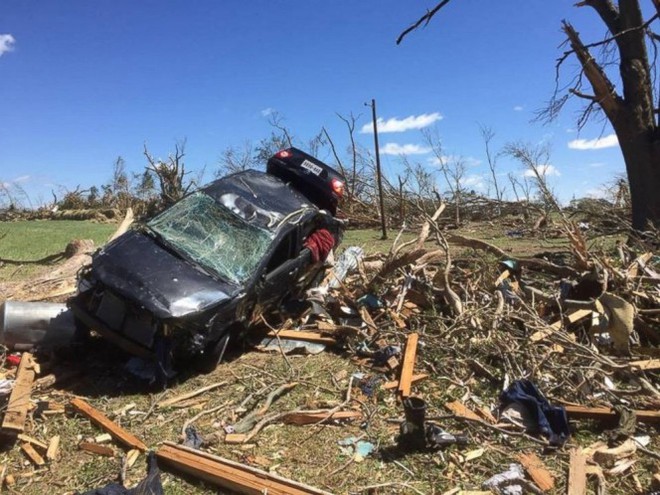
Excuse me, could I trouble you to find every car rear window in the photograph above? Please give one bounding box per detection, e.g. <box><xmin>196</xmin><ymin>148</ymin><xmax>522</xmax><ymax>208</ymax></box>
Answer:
<box><xmin>147</xmin><ymin>192</ymin><xmax>274</xmax><ymax>284</ymax></box>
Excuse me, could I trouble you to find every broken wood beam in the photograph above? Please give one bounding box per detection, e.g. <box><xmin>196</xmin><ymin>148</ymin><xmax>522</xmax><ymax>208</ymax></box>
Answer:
<box><xmin>567</xmin><ymin>448</ymin><xmax>587</xmax><ymax>495</ymax></box>
<box><xmin>282</xmin><ymin>410</ymin><xmax>362</xmax><ymax>425</ymax></box>
<box><xmin>564</xmin><ymin>404</ymin><xmax>660</xmax><ymax>424</ymax></box>
<box><xmin>517</xmin><ymin>452</ymin><xmax>555</xmax><ymax>492</ymax></box>
<box><xmin>265</xmin><ymin>330</ymin><xmax>336</xmax><ymax>346</ymax></box>
<box><xmin>20</xmin><ymin>443</ymin><xmax>45</xmax><ymax>467</ymax></box>
<box><xmin>530</xmin><ymin>309</ymin><xmax>592</xmax><ymax>343</ymax></box>
<box><xmin>2</xmin><ymin>353</ymin><xmax>37</xmax><ymax>433</ymax></box>
<box><xmin>69</xmin><ymin>398</ymin><xmax>147</xmax><ymax>451</ymax></box>
<box><xmin>398</xmin><ymin>333</ymin><xmax>419</xmax><ymax>398</ymax></box>
<box><xmin>46</xmin><ymin>436</ymin><xmax>60</xmax><ymax>461</ymax></box>
<box><xmin>156</xmin><ymin>442</ymin><xmax>333</xmax><ymax>495</ymax></box>
<box><xmin>444</xmin><ymin>401</ymin><xmax>482</xmax><ymax>422</ymax></box>
<box><xmin>382</xmin><ymin>373</ymin><xmax>428</xmax><ymax>390</ymax></box>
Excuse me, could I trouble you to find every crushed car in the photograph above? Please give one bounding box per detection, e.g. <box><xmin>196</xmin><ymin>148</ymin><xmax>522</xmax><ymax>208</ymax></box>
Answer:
<box><xmin>68</xmin><ymin>148</ymin><xmax>346</xmax><ymax>378</ymax></box>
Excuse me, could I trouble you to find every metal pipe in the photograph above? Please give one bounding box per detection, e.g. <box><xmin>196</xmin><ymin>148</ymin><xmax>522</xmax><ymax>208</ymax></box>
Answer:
<box><xmin>0</xmin><ymin>301</ymin><xmax>76</xmax><ymax>351</ymax></box>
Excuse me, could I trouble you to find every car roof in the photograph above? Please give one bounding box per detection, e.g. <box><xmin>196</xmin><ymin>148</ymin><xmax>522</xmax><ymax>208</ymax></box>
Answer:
<box><xmin>202</xmin><ymin>170</ymin><xmax>317</xmax><ymax>231</ymax></box>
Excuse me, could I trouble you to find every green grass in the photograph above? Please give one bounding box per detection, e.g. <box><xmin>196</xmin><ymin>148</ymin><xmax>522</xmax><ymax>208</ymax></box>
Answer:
<box><xmin>0</xmin><ymin>220</ymin><xmax>116</xmax><ymax>260</ymax></box>
<box><xmin>0</xmin><ymin>220</ymin><xmax>117</xmax><ymax>282</ymax></box>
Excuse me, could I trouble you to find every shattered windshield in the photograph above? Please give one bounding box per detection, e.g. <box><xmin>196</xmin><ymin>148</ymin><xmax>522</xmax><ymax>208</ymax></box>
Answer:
<box><xmin>147</xmin><ymin>192</ymin><xmax>274</xmax><ymax>284</ymax></box>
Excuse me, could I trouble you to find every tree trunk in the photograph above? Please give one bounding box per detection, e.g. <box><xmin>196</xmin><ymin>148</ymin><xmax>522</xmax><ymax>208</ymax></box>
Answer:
<box><xmin>614</xmin><ymin>111</ymin><xmax>660</xmax><ymax>231</ymax></box>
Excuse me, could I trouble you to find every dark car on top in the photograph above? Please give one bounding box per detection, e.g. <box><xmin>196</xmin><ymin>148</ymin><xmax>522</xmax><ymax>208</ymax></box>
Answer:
<box><xmin>68</xmin><ymin>148</ymin><xmax>346</xmax><ymax>377</ymax></box>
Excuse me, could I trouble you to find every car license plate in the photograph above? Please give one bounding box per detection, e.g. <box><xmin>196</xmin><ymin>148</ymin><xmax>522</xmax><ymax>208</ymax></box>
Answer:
<box><xmin>301</xmin><ymin>159</ymin><xmax>322</xmax><ymax>175</ymax></box>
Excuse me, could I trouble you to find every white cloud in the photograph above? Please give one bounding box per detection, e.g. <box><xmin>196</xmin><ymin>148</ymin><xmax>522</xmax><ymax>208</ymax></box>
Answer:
<box><xmin>568</xmin><ymin>133</ymin><xmax>618</xmax><ymax>150</ymax></box>
<box><xmin>429</xmin><ymin>155</ymin><xmax>482</xmax><ymax>167</ymax></box>
<box><xmin>13</xmin><ymin>175</ymin><xmax>30</xmax><ymax>183</ymax></box>
<box><xmin>461</xmin><ymin>174</ymin><xmax>487</xmax><ymax>190</ymax></box>
<box><xmin>513</xmin><ymin>105</ymin><xmax>523</xmax><ymax>112</ymax></box>
<box><xmin>589</xmin><ymin>162</ymin><xmax>606</xmax><ymax>168</ymax></box>
<box><xmin>523</xmin><ymin>164</ymin><xmax>560</xmax><ymax>177</ymax></box>
<box><xmin>0</xmin><ymin>34</ymin><xmax>15</xmax><ymax>57</ymax></box>
<box><xmin>360</xmin><ymin>112</ymin><xmax>442</xmax><ymax>134</ymax></box>
<box><xmin>380</xmin><ymin>143</ymin><xmax>430</xmax><ymax>155</ymax></box>
<box><xmin>260</xmin><ymin>107</ymin><xmax>274</xmax><ymax>117</ymax></box>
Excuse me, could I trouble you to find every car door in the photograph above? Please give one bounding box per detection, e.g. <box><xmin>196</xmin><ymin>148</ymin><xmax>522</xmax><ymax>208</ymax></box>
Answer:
<box><xmin>257</xmin><ymin>228</ymin><xmax>309</xmax><ymax>308</ymax></box>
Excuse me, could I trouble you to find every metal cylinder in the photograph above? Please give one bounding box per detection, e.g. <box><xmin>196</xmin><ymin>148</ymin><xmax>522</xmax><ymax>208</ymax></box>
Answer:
<box><xmin>0</xmin><ymin>301</ymin><xmax>76</xmax><ymax>351</ymax></box>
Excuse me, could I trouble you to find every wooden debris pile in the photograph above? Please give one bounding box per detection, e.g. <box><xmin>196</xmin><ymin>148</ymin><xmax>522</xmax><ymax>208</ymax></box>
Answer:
<box><xmin>0</xmin><ymin>207</ymin><xmax>657</xmax><ymax>494</ymax></box>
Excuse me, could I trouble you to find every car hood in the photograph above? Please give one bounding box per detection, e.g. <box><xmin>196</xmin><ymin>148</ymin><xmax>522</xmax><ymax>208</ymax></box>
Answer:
<box><xmin>91</xmin><ymin>230</ymin><xmax>240</xmax><ymax>319</ymax></box>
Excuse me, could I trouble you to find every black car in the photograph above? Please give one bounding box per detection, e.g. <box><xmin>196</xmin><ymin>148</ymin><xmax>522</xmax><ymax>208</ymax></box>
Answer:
<box><xmin>69</xmin><ymin>148</ymin><xmax>345</xmax><ymax>376</ymax></box>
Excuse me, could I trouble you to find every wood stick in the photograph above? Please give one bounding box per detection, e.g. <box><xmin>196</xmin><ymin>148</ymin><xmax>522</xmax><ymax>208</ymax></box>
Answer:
<box><xmin>156</xmin><ymin>442</ymin><xmax>333</xmax><ymax>495</ymax></box>
<box><xmin>564</xmin><ymin>404</ymin><xmax>660</xmax><ymax>424</ymax></box>
<box><xmin>383</xmin><ymin>374</ymin><xmax>428</xmax><ymax>390</ymax></box>
<box><xmin>567</xmin><ymin>448</ymin><xmax>587</xmax><ymax>495</ymax></box>
<box><xmin>282</xmin><ymin>410</ymin><xmax>361</xmax><ymax>425</ymax></box>
<box><xmin>70</xmin><ymin>398</ymin><xmax>147</xmax><ymax>451</ymax></box>
<box><xmin>398</xmin><ymin>333</ymin><xmax>419</xmax><ymax>398</ymax></box>
<box><xmin>265</xmin><ymin>330</ymin><xmax>336</xmax><ymax>346</ymax></box>
<box><xmin>157</xmin><ymin>381</ymin><xmax>228</xmax><ymax>408</ymax></box>
<box><xmin>2</xmin><ymin>353</ymin><xmax>37</xmax><ymax>433</ymax></box>
<box><xmin>628</xmin><ymin>359</ymin><xmax>660</xmax><ymax>371</ymax></box>
<box><xmin>79</xmin><ymin>442</ymin><xmax>114</xmax><ymax>457</ymax></box>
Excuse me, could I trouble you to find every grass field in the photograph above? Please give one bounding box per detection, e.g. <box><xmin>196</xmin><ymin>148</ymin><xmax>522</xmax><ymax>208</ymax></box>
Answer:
<box><xmin>0</xmin><ymin>219</ymin><xmax>575</xmax><ymax>283</ymax></box>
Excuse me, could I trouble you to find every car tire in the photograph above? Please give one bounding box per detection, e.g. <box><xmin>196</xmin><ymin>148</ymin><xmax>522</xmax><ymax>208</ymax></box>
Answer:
<box><xmin>199</xmin><ymin>332</ymin><xmax>230</xmax><ymax>373</ymax></box>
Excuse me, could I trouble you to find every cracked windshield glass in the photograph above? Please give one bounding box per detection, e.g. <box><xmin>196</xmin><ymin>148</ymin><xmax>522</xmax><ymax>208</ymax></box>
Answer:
<box><xmin>147</xmin><ymin>192</ymin><xmax>273</xmax><ymax>284</ymax></box>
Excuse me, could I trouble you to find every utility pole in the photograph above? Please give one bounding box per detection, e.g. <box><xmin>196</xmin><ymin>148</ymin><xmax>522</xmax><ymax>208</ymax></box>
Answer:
<box><xmin>368</xmin><ymin>98</ymin><xmax>387</xmax><ymax>240</ymax></box>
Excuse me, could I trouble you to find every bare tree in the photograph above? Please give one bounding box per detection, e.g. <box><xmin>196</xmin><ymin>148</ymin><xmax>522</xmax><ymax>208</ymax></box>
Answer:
<box><xmin>423</xmin><ymin>128</ymin><xmax>466</xmax><ymax>224</ymax></box>
<box><xmin>479</xmin><ymin>124</ymin><xmax>505</xmax><ymax>214</ymax></box>
<box><xmin>143</xmin><ymin>140</ymin><xmax>195</xmax><ymax>207</ymax></box>
<box><xmin>217</xmin><ymin>141</ymin><xmax>257</xmax><ymax>176</ymax></box>
<box><xmin>336</xmin><ymin>112</ymin><xmax>361</xmax><ymax>199</ymax></box>
<box><xmin>398</xmin><ymin>1</ymin><xmax>660</xmax><ymax>231</ymax></box>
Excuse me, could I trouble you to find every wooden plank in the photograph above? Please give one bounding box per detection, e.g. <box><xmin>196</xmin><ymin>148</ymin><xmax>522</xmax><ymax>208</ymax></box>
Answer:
<box><xmin>382</xmin><ymin>373</ymin><xmax>428</xmax><ymax>390</ymax></box>
<box><xmin>359</xmin><ymin>307</ymin><xmax>377</xmax><ymax>333</ymax></box>
<box><xmin>46</xmin><ymin>436</ymin><xmax>60</xmax><ymax>461</ymax></box>
<box><xmin>70</xmin><ymin>398</ymin><xmax>147</xmax><ymax>451</ymax></box>
<box><xmin>282</xmin><ymin>411</ymin><xmax>362</xmax><ymax>425</ymax></box>
<box><xmin>17</xmin><ymin>434</ymin><xmax>48</xmax><ymax>450</ymax></box>
<box><xmin>265</xmin><ymin>330</ymin><xmax>336</xmax><ymax>346</ymax></box>
<box><xmin>530</xmin><ymin>309</ymin><xmax>592</xmax><ymax>343</ymax></box>
<box><xmin>20</xmin><ymin>443</ymin><xmax>45</xmax><ymax>467</ymax></box>
<box><xmin>2</xmin><ymin>353</ymin><xmax>37</xmax><ymax>433</ymax></box>
<box><xmin>398</xmin><ymin>333</ymin><xmax>419</xmax><ymax>398</ymax></box>
<box><xmin>629</xmin><ymin>359</ymin><xmax>660</xmax><ymax>372</ymax></box>
<box><xmin>157</xmin><ymin>381</ymin><xmax>228</xmax><ymax>408</ymax></box>
<box><xmin>517</xmin><ymin>452</ymin><xmax>555</xmax><ymax>492</ymax></box>
<box><xmin>564</xmin><ymin>404</ymin><xmax>660</xmax><ymax>424</ymax></box>
<box><xmin>567</xmin><ymin>448</ymin><xmax>587</xmax><ymax>495</ymax></box>
<box><xmin>79</xmin><ymin>442</ymin><xmax>114</xmax><ymax>457</ymax></box>
<box><xmin>156</xmin><ymin>442</ymin><xmax>333</xmax><ymax>495</ymax></box>
<box><xmin>445</xmin><ymin>401</ymin><xmax>482</xmax><ymax>422</ymax></box>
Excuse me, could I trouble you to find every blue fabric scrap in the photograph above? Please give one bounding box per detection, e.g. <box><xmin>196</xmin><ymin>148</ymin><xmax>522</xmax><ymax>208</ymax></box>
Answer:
<box><xmin>500</xmin><ymin>379</ymin><xmax>570</xmax><ymax>446</ymax></box>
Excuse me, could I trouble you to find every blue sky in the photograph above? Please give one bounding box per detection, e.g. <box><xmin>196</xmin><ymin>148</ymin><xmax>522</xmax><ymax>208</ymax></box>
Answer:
<box><xmin>0</xmin><ymin>1</ymin><xmax>629</xmax><ymax>206</ymax></box>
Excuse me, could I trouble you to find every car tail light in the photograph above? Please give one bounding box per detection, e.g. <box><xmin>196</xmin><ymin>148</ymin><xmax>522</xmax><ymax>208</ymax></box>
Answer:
<box><xmin>275</xmin><ymin>149</ymin><xmax>291</xmax><ymax>159</ymax></box>
<box><xmin>331</xmin><ymin>178</ymin><xmax>345</xmax><ymax>197</ymax></box>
